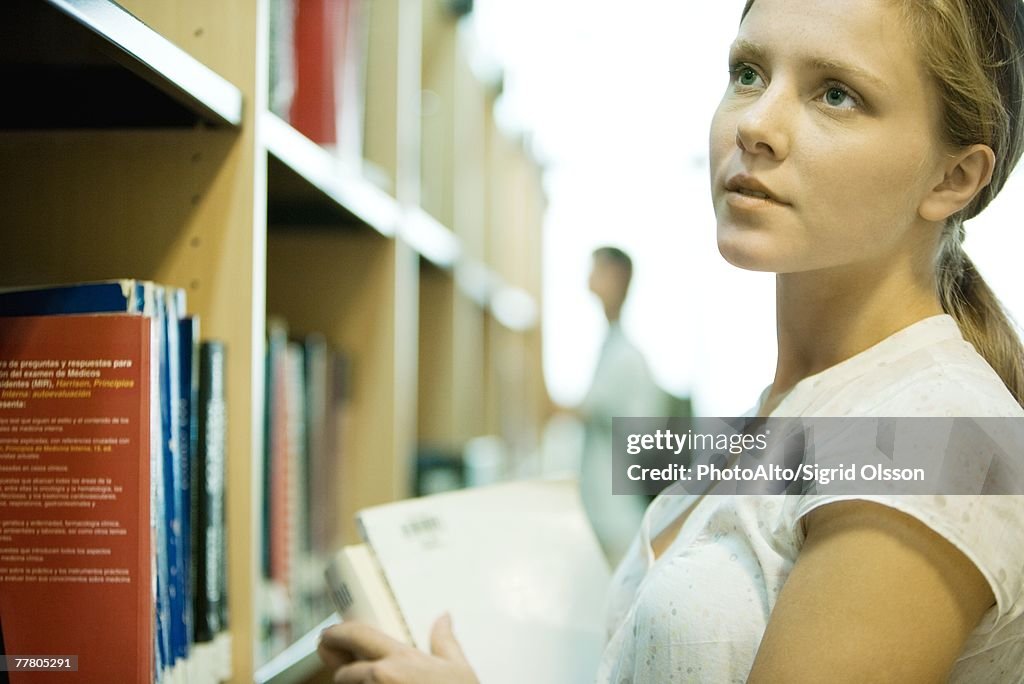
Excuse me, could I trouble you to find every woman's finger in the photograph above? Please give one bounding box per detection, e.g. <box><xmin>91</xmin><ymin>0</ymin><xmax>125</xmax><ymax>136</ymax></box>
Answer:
<box><xmin>332</xmin><ymin>660</ymin><xmax>377</xmax><ymax>684</ymax></box>
<box><xmin>321</xmin><ymin>621</ymin><xmax>406</xmax><ymax>661</ymax></box>
<box><xmin>317</xmin><ymin>636</ymin><xmax>354</xmax><ymax>670</ymax></box>
<box><xmin>429</xmin><ymin>613</ymin><xmax>470</xmax><ymax>665</ymax></box>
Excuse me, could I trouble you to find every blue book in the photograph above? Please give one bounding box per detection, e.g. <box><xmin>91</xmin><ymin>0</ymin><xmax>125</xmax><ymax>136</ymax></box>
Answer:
<box><xmin>0</xmin><ymin>279</ymin><xmax>148</xmax><ymax>315</ymax></box>
<box><xmin>162</xmin><ymin>290</ymin><xmax>188</xmax><ymax>668</ymax></box>
<box><xmin>179</xmin><ymin>315</ymin><xmax>200</xmax><ymax>653</ymax></box>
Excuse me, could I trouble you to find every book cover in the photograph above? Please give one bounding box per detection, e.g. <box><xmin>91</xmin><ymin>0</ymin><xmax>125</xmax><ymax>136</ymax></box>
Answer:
<box><xmin>0</xmin><ymin>314</ymin><xmax>152</xmax><ymax>683</ymax></box>
<box><xmin>327</xmin><ymin>479</ymin><xmax>612</xmax><ymax>684</ymax></box>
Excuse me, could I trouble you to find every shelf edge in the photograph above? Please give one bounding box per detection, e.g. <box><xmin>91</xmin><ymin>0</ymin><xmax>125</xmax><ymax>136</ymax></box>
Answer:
<box><xmin>263</xmin><ymin>111</ymin><xmax>401</xmax><ymax>237</ymax></box>
<box><xmin>47</xmin><ymin>0</ymin><xmax>244</xmax><ymax>127</ymax></box>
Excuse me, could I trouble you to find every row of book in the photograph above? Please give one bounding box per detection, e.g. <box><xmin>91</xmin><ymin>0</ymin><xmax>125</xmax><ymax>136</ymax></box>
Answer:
<box><xmin>258</xmin><ymin>318</ymin><xmax>352</xmax><ymax>662</ymax></box>
<box><xmin>0</xmin><ymin>281</ymin><xmax>229</xmax><ymax>684</ymax></box>
<box><xmin>270</xmin><ymin>0</ymin><xmax>369</xmax><ymax>162</ymax></box>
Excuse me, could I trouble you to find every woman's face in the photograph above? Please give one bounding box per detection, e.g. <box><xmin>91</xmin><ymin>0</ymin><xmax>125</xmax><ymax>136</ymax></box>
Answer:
<box><xmin>709</xmin><ymin>0</ymin><xmax>946</xmax><ymax>274</ymax></box>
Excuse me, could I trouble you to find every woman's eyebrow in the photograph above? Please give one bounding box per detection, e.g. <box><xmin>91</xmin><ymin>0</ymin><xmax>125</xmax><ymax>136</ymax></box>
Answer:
<box><xmin>729</xmin><ymin>39</ymin><xmax>769</xmax><ymax>62</ymax></box>
<box><xmin>729</xmin><ymin>39</ymin><xmax>889</xmax><ymax>93</ymax></box>
<box><xmin>810</xmin><ymin>58</ymin><xmax>889</xmax><ymax>92</ymax></box>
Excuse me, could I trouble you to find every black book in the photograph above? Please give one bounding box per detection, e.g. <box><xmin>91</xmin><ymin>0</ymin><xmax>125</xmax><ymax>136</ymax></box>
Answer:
<box><xmin>194</xmin><ymin>340</ymin><xmax>227</xmax><ymax>642</ymax></box>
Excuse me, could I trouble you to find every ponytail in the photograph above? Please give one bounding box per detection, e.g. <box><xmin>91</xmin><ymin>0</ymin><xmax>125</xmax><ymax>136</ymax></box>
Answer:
<box><xmin>937</xmin><ymin>223</ymin><xmax>1024</xmax><ymax>407</ymax></box>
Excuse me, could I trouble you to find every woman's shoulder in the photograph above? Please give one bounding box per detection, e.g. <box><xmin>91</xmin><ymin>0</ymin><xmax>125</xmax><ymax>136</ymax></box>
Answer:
<box><xmin>851</xmin><ymin>332</ymin><xmax>1023</xmax><ymax>418</ymax></box>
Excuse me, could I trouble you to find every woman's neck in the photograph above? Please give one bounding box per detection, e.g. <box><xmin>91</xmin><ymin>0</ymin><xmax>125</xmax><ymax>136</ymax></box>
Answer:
<box><xmin>764</xmin><ymin>256</ymin><xmax>944</xmax><ymax>414</ymax></box>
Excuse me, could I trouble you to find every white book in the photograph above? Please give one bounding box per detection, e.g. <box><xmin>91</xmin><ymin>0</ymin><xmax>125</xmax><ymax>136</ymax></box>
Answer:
<box><xmin>326</xmin><ymin>543</ymin><xmax>412</xmax><ymax>644</ymax></box>
<box><xmin>325</xmin><ymin>478</ymin><xmax>611</xmax><ymax>684</ymax></box>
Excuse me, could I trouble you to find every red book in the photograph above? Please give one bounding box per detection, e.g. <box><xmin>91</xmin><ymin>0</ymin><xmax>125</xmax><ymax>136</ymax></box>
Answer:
<box><xmin>0</xmin><ymin>315</ymin><xmax>151</xmax><ymax>683</ymax></box>
<box><xmin>290</xmin><ymin>0</ymin><xmax>349</xmax><ymax>144</ymax></box>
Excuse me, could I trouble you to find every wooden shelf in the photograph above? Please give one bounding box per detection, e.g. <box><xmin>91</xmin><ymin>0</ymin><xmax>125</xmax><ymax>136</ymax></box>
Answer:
<box><xmin>264</xmin><ymin>111</ymin><xmax>400</xmax><ymax>235</ymax></box>
<box><xmin>264</xmin><ymin>113</ymin><xmax>464</xmax><ymax>272</ymax></box>
<box><xmin>0</xmin><ymin>0</ymin><xmax>243</xmax><ymax>129</ymax></box>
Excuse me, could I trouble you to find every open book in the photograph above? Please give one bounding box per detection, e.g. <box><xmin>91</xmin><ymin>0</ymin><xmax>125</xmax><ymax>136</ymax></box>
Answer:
<box><xmin>324</xmin><ymin>478</ymin><xmax>612</xmax><ymax>684</ymax></box>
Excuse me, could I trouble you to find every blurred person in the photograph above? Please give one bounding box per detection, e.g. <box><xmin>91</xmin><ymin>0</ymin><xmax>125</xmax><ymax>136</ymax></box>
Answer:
<box><xmin>319</xmin><ymin>0</ymin><xmax>1024</xmax><ymax>681</ymax></box>
<box><xmin>577</xmin><ymin>246</ymin><xmax>665</xmax><ymax>565</ymax></box>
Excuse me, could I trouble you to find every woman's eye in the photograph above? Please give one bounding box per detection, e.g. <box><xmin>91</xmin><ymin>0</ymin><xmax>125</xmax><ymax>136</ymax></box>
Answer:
<box><xmin>738</xmin><ymin>68</ymin><xmax>760</xmax><ymax>86</ymax></box>
<box><xmin>730</xmin><ymin>65</ymin><xmax>763</xmax><ymax>88</ymax></box>
<box><xmin>823</xmin><ymin>84</ymin><xmax>857</xmax><ymax>109</ymax></box>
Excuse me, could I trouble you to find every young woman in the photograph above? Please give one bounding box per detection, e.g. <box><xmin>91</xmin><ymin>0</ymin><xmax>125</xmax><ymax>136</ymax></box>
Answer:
<box><xmin>318</xmin><ymin>0</ymin><xmax>1024</xmax><ymax>680</ymax></box>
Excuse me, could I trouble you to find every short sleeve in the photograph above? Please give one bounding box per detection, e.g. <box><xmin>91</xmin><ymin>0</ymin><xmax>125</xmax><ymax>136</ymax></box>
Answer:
<box><xmin>793</xmin><ymin>493</ymin><xmax>1024</xmax><ymax>628</ymax></box>
<box><xmin>791</xmin><ymin>356</ymin><xmax>1024</xmax><ymax>626</ymax></box>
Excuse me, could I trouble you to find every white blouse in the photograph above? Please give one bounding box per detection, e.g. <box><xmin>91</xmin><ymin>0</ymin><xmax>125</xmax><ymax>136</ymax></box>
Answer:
<box><xmin>597</xmin><ymin>315</ymin><xmax>1024</xmax><ymax>683</ymax></box>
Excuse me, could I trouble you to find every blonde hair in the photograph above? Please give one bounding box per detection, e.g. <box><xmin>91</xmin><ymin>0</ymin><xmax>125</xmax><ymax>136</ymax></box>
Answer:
<box><xmin>741</xmin><ymin>0</ymin><xmax>1024</xmax><ymax>406</ymax></box>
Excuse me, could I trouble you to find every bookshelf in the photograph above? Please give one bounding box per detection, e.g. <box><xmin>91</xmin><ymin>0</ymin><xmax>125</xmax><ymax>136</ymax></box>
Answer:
<box><xmin>0</xmin><ymin>0</ymin><xmax>548</xmax><ymax>682</ymax></box>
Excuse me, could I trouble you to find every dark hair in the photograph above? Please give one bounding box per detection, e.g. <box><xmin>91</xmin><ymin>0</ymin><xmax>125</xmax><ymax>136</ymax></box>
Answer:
<box><xmin>740</xmin><ymin>0</ymin><xmax>1024</xmax><ymax>406</ymax></box>
<box><xmin>593</xmin><ymin>246</ymin><xmax>633</xmax><ymax>282</ymax></box>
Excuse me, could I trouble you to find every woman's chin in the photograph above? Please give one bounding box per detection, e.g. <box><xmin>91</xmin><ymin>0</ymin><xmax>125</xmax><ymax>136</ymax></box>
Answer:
<box><xmin>716</xmin><ymin>235</ymin><xmax>780</xmax><ymax>273</ymax></box>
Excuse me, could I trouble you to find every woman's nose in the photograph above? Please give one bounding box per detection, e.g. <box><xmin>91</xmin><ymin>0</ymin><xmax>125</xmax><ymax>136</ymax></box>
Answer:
<box><xmin>735</xmin><ymin>84</ymin><xmax>792</xmax><ymax>160</ymax></box>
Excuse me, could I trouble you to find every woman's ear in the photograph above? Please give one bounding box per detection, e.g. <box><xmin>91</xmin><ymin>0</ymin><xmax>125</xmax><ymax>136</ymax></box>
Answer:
<box><xmin>918</xmin><ymin>144</ymin><xmax>995</xmax><ymax>222</ymax></box>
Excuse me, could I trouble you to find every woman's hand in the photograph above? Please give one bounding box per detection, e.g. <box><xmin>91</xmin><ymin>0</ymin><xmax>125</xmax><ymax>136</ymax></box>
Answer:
<box><xmin>317</xmin><ymin>614</ymin><xmax>480</xmax><ymax>684</ymax></box>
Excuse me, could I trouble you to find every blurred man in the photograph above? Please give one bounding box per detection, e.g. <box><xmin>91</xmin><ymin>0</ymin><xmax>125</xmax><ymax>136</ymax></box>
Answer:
<box><xmin>579</xmin><ymin>247</ymin><xmax>664</xmax><ymax>565</ymax></box>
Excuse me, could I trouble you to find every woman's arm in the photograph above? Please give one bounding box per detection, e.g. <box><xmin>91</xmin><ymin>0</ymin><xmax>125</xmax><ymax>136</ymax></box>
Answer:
<box><xmin>747</xmin><ymin>499</ymin><xmax>994</xmax><ymax>683</ymax></box>
<box><xmin>318</xmin><ymin>614</ymin><xmax>479</xmax><ymax>684</ymax></box>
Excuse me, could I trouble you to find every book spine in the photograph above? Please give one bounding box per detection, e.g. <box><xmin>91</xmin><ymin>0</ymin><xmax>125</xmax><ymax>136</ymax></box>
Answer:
<box><xmin>269</xmin><ymin>0</ymin><xmax>297</xmax><ymax>119</ymax></box>
<box><xmin>290</xmin><ymin>0</ymin><xmax>345</xmax><ymax>144</ymax></box>
<box><xmin>194</xmin><ymin>340</ymin><xmax>227</xmax><ymax>643</ymax></box>
<box><xmin>153</xmin><ymin>286</ymin><xmax>173</xmax><ymax>681</ymax></box>
<box><xmin>286</xmin><ymin>343</ymin><xmax>308</xmax><ymax>634</ymax></box>
<box><xmin>163</xmin><ymin>289</ymin><xmax>189</xmax><ymax>668</ymax></box>
<box><xmin>338</xmin><ymin>0</ymin><xmax>369</xmax><ymax>164</ymax></box>
<box><xmin>178</xmin><ymin>315</ymin><xmax>199</xmax><ymax>655</ymax></box>
<box><xmin>304</xmin><ymin>335</ymin><xmax>327</xmax><ymax>556</ymax></box>
<box><xmin>325</xmin><ymin>352</ymin><xmax>353</xmax><ymax>551</ymax></box>
<box><xmin>268</xmin><ymin>325</ymin><xmax>292</xmax><ymax>648</ymax></box>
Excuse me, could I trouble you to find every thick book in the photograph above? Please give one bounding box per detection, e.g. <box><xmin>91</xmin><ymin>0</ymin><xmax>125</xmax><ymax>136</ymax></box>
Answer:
<box><xmin>0</xmin><ymin>314</ymin><xmax>153</xmax><ymax>683</ymax></box>
<box><xmin>325</xmin><ymin>479</ymin><xmax>612</xmax><ymax>684</ymax></box>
